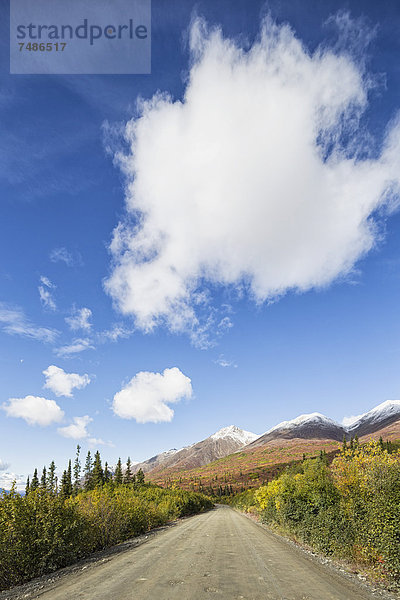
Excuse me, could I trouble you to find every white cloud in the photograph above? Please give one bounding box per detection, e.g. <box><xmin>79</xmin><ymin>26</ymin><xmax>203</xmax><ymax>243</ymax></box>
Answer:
<box><xmin>0</xmin><ymin>459</ymin><xmax>10</xmax><ymax>471</ymax></box>
<box><xmin>65</xmin><ymin>307</ymin><xmax>92</xmax><ymax>331</ymax></box>
<box><xmin>43</xmin><ymin>365</ymin><xmax>90</xmax><ymax>397</ymax></box>
<box><xmin>0</xmin><ymin>303</ymin><xmax>59</xmax><ymax>343</ymax></box>
<box><xmin>50</xmin><ymin>247</ymin><xmax>74</xmax><ymax>266</ymax></box>
<box><xmin>99</xmin><ymin>323</ymin><xmax>134</xmax><ymax>342</ymax></box>
<box><xmin>38</xmin><ymin>286</ymin><xmax>56</xmax><ymax>311</ymax></box>
<box><xmin>54</xmin><ymin>338</ymin><xmax>94</xmax><ymax>357</ymax></box>
<box><xmin>113</xmin><ymin>367</ymin><xmax>192</xmax><ymax>423</ymax></box>
<box><xmin>87</xmin><ymin>437</ymin><xmax>115</xmax><ymax>448</ymax></box>
<box><xmin>40</xmin><ymin>276</ymin><xmax>55</xmax><ymax>288</ymax></box>
<box><xmin>0</xmin><ymin>471</ymin><xmax>24</xmax><ymax>491</ymax></box>
<box><xmin>342</xmin><ymin>414</ymin><xmax>363</xmax><ymax>427</ymax></box>
<box><xmin>215</xmin><ymin>354</ymin><xmax>237</xmax><ymax>368</ymax></box>
<box><xmin>58</xmin><ymin>415</ymin><xmax>92</xmax><ymax>439</ymax></box>
<box><xmin>105</xmin><ymin>16</ymin><xmax>400</xmax><ymax>340</ymax></box>
<box><xmin>2</xmin><ymin>395</ymin><xmax>64</xmax><ymax>426</ymax></box>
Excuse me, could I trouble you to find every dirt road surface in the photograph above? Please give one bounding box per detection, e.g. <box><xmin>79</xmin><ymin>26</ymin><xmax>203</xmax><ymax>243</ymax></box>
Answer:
<box><xmin>15</xmin><ymin>505</ymin><xmax>391</xmax><ymax>600</ymax></box>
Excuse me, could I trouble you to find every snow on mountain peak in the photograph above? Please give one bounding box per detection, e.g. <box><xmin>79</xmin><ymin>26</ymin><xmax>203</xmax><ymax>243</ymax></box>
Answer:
<box><xmin>210</xmin><ymin>425</ymin><xmax>258</xmax><ymax>445</ymax></box>
<box><xmin>346</xmin><ymin>400</ymin><xmax>400</xmax><ymax>430</ymax></box>
<box><xmin>267</xmin><ymin>412</ymin><xmax>340</xmax><ymax>434</ymax></box>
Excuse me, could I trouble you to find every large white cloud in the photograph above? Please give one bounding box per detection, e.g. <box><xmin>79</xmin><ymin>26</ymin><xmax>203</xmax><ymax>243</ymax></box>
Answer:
<box><xmin>113</xmin><ymin>367</ymin><xmax>192</xmax><ymax>423</ymax></box>
<box><xmin>58</xmin><ymin>415</ymin><xmax>92</xmax><ymax>439</ymax></box>
<box><xmin>43</xmin><ymin>365</ymin><xmax>91</xmax><ymax>397</ymax></box>
<box><xmin>105</xmin><ymin>17</ymin><xmax>400</xmax><ymax>337</ymax></box>
<box><xmin>2</xmin><ymin>395</ymin><xmax>64</xmax><ymax>426</ymax></box>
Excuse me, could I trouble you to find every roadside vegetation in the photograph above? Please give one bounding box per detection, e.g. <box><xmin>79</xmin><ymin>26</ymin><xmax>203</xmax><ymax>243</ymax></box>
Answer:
<box><xmin>228</xmin><ymin>439</ymin><xmax>400</xmax><ymax>584</ymax></box>
<box><xmin>0</xmin><ymin>447</ymin><xmax>213</xmax><ymax>591</ymax></box>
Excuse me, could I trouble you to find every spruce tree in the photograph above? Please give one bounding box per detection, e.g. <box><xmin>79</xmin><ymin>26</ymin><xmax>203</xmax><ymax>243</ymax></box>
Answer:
<box><xmin>60</xmin><ymin>470</ymin><xmax>69</xmax><ymax>499</ymax></box>
<box><xmin>136</xmin><ymin>468</ymin><xmax>145</xmax><ymax>486</ymax></box>
<box><xmin>92</xmin><ymin>451</ymin><xmax>104</xmax><ymax>487</ymax></box>
<box><xmin>84</xmin><ymin>451</ymin><xmax>93</xmax><ymax>491</ymax></box>
<box><xmin>48</xmin><ymin>460</ymin><xmax>56</xmax><ymax>493</ymax></box>
<box><xmin>104</xmin><ymin>462</ymin><xmax>110</xmax><ymax>483</ymax></box>
<box><xmin>73</xmin><ymin>445</ymin><xmax>81</xmax><ymax>494</ymax></box>
<box><xmin>114</xmin><ymin>458</ymin><xmax>123</xmax><ymax>485</ymax></box>
<box><xmin>342</xmin><ymin>435</ymin><xmax>347</xmax><ymax>451</ymax></box>
<box><xmin>124</xmin><ymin>457</ymin><xmax>132</xmax><ymax>484</ymax></box>
<box><xmin>25</xmin><ymin>476</ymin><xmax>30</xmax><ymax>496</ymax></box>
<box><xmin>40</xmin><ymin>466</ymin><xmax>47</xmax><ymax>490</ymax></box>
<box><xmin>67</xmin><ymin>460</ymin><xmax>73</xmax><ymax>495</ymax></box>
<box><xmin>31</xmin><ymin>468</ymin><xmax>39</xmax><ymax>491</ymax></box>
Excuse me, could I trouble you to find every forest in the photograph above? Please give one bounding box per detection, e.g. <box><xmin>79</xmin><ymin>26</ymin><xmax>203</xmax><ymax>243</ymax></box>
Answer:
<box><xmin>0</xmin><ymin>447</ymin><xmax>213</xmax><ymax>591</ymax></box>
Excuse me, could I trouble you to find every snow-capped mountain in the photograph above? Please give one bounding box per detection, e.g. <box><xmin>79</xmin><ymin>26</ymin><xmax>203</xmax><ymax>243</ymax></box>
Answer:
<box><xmin>245</xmin><ymin>400</ymin><xmax>400</xmax><ymax>449</ymax></box>
<box><xmin>247</xmin><ymin>412</ymin><xmax>346</xmax><ymax>447</ymax></box>
<box><xmin>133</xmin><ymin>426</ymin><xmax>259</xmax><ymax>475</ymax></box>
<box><xmin>346</xmin><ymin>400</ymin><xmax>400</xmax><ymax>438</ymax></box>
<box><xmin>210</xmin><ymin>425</ymin><xmax>258</xmax><ymax>446</ymax></box>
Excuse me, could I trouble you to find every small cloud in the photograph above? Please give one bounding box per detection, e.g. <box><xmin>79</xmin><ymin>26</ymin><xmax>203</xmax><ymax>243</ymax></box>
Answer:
<box><xmin>342</xmin><ymin>414</ymin><xmax>363</xmax><ymax>427</ymax></box>
<box><xmin>98</xmin><ymin>323</ymin><xmax>134</xmax><ymax>342</ymax></box>
<box><xmin>0</xmin><ymin>471</ymin><xmax>25</xmax><ymax>491</ymax></box>
<box><xmin>54</xmin><ymin>338</ymin><xmax>95</xmax><ymax>358</ymax></box>
<box><xmin>58</xmin><ymin>415</ymin><xmax>92</xmax><ymax>439</ymax></box>
<box><xmin>214</xmin><ymin>354</ymin><xmax>237</xmax><ymax>368</ymax></box>
<box><xmin>49</xmin><ymin>247</ymin><xmax>74</xmax><ymax>266</ymax></box>
<box><xmin>40</xmin><ymin>276</ymin><xmax>55</xmax><ymax>288</ymax></box>
<box><xmin>0</xmin><ymin>459</ymin><xmax>10</xmax><ymax>471</ymax></box>
<box><xmin>65</xmin><ymin>307</ymin><xmax>92</xmax><ymax>331</ymax></box>
<box><xmin>43</xmin><ymin>365</ymin><xmax>90</xmax><ymax>397</ymax></box>
<box><xmin>87</xmin><ymin>437</ymin><xmax>115</xmax><ymax>448</ymax></box>
<box><xmin>0</xmin><ymin>303</ymin><xmax>59</xmax><ymax>343</ymax></box>
<box><xmin>2</xmin><ymin>395</ymin><xmax>64</xmax><ymax>426</ymax></box>
<box><xmin>113</xmin><ymin>367</ymin><xmax>193</xmax><ymax>423</ymax></box>
<box><xmin>38</xmin><ymin>286</ymin><xmax>56</xmax><ymax>311</ymax></box>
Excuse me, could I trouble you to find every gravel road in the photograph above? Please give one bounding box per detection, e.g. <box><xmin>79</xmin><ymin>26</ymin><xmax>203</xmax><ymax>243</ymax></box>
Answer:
<box><xmin>11</xmin><ymin>505</ymin><xmax>396</xmax><ymax>600</ymax></box>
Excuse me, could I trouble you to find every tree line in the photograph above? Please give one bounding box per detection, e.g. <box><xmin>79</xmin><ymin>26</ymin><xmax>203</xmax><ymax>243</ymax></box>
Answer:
<box><xmin>25</xmin><ymin>446</ymin><xmax>146</xmax><ymax>498</ymax></box>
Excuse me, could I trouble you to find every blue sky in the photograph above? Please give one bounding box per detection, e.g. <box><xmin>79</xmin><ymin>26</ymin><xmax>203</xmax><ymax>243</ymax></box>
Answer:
<box><xmin>1</xmin><ymin>0</ymin><xmax>400</xmax><ymax>488</ymax></box>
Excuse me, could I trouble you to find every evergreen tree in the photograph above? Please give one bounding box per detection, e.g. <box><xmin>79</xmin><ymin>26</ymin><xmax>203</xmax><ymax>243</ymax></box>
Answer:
<box><xmin>124</xmin><ymin>457</ymin><xmax>132</xmax><ymax>484</ymax></box>
<box><xmin>31</xmin><ymin>468</ymin><xmax>39</xmax><ymax>491</ymax></box>
<box><xmin>60</xmin><ymin>470</ymin><xmax>69</xmax><ymax>499</ymax></box>
<box><xmin>25</xmin><ymin>476</ymin><xmax>30</xmax><ymax>496</ymax></box>
<box><xmin>104</xmin><ymin>462</ymin><xmax>110</xmax><ymax>483</ymax></box>
<box><xmin>67</xmin><ymin>460</ymin><xmax>72</xmax><ymax>493</ymax></box>
<box><xmin>73</xmin><ymin>445</ymin><xmax>81</xmax><ymax>494</ymax></box>
<box><xmin>84</xmin><ymin>451</ymin><xmax>93</xmax><ymax>491</ymax></box>
<box><xmin>379</xmin><ymin>436</ymin><xmax>384</xmax><ymax>450</ymax></box>
<box><xmin>48</xmin><ymin>461</ymin><xmax>56</xmax><ymax>493</ymax></box>
<box><xmin>136</xmin><ymin>468</ymin><xmax>145</xmax><ymax>485</ymax></box>
<box><xmin>114</xmin><ymin>458</ymin><xmax>123</xmax><ymax>485</ymax></box>
<box><xmin>92</xmin><ymin>451</ymin><xmax>104</xmax><ymax>487</ymax></box>
<box><xmin>40</xmin><ymin>466</ymin><xmax>47</xmax><ymax>490</ymax></box>
<box><xmin>342</xmin><ymin>435</ymin><xmax>347</xmax><ymax>451</ymax></box>
<box><xmin>60</xmin><ymin>461</ymin><xmax>73</xmax><ymax>498</ymax></box>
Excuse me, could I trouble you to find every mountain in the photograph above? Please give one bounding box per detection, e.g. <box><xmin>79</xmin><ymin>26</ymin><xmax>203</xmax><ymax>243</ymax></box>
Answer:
<box><xmin>147</xmin><ymin>401</ymin><xmax>400</xmax><ymax>494</ymax></box>
<box><xmin>247</xmin><ymin>413</ymin><xmax>346</xmax><ymax>448</ymax></box>
<box><xmin>135</xmin><ymin>426</ymin><xmax>258</xmax><ymax>475</ymax></box>
<box><xmin>133</xmin><ymin>448</ymin><xmax>183</xmax><ymax>474</ymax></box>
<box><xmin>347</xmin><ymin>400</ymin><xmax>400</xmax><ymax>438</ymax></box>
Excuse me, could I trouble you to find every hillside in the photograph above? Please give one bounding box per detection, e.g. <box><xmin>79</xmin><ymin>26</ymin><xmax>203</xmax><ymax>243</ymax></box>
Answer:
<box><xmin>133</xmin><ymin>426</ymin><xmax>258</xmax><ymax>475</ymax></box>
<box><xmin>146</xmin><ymin>400</ymin><xmax>400</xmax><ymax>494</ymax></box>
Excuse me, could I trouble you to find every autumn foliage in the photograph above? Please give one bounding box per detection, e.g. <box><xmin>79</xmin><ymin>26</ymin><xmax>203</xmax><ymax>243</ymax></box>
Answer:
<box><xmin>230</xmin><ymin>441</ymin><xmax>400</xmax><ymax>581</ymax></box>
